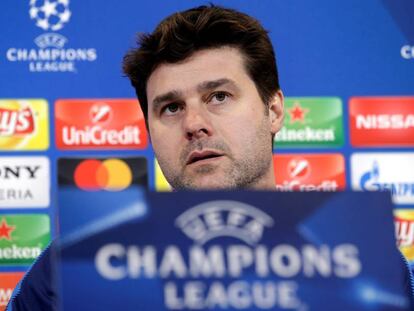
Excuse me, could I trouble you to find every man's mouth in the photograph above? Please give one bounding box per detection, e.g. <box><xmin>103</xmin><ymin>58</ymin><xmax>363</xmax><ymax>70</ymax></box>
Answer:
<box><xmin>186</xmin><ymin>150</ymin><xmax>223</xmax><ymax>165</ymax></box>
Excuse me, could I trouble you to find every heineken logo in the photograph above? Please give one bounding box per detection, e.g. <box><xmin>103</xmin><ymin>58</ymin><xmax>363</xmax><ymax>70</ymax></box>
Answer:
<box><xmin>0</xmin><ymin>218</ymin><xmax>15</xmax><ymax>241</ymax></box>
<box><xmin>0</xmin><ymin>215</ymin><xmax>50</xmax><ymax>265</ymax></box>
<box><xmin>288</xmin><ymin>102</ymin><xmax>309</xmax><ymax>124</ymax></box>
<box><xmin>274</xmin><ymin>97</ymin><xmax>344</xmax><ymax>148</ymax></box>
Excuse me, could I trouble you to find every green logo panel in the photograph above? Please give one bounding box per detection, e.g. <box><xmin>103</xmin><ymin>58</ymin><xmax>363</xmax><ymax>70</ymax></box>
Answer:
<box><xmin>0</xmin><ymin>215</ymin><xmax>50</xmax><ymax>265</ymax></box>
<box><xmin>274</xmin><ymin>97</ymin><xmax>344</xmax><ymax>148</ymax></box>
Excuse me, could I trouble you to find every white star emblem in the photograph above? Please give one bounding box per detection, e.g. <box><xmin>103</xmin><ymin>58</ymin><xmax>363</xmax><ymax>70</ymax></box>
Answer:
<box><xmin>59</xmin><ymin>10</ymin><xmax>71</xmax><ymax>23</ymax></box>
<box><xmin>36</xmin><ymin>18</ymin><xmax>49</xmax><ymax>30</ymax></box>
<box><xmin>29</xmin><ymin>7</ymin><xmax>38</xmax><ymax>19</ymax></box>
<box><xmin>41</xmin><ymin>0</ymin><xmax>57</xmax><ymax>18</ymax></box>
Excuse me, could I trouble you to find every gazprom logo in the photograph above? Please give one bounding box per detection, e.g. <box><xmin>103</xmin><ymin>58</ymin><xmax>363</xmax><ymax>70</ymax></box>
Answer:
<box><xmin>359</xmin><ymin>161</ymin><xmax>414</xmax><ymax>204</ymax></box>
<box><xmin>175</xmin><ymin>201</ymin><xmax>274</xmax><ymax>245</ymax></box>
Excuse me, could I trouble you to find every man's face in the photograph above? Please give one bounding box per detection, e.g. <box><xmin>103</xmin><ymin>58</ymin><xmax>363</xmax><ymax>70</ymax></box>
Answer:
<box><xmin>146</xmin><ymin>47</ymin><xmax>284</xmax><ymax>190</ymax></box>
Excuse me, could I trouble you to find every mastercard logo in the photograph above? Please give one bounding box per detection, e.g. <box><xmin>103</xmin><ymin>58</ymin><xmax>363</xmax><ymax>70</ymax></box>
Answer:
<box><xmin>74</xmin><ymin>159</ymin><xmax>133</xmax><ymax>191</ymax></box>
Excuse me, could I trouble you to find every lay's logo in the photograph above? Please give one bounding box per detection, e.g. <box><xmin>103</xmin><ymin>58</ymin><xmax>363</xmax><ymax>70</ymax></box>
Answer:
<box><xmin>0</xmin><ymin>100</ymin><xmax>49</xmax><ymax>150</ymax></box>
<box><xmin>0</xmin><ymin>106</ymin><xmax>35</xmax><ymax>136</ymax></box>
<box><xmin>395</xmin><ymin>210</ymin><xmax>414</xmax><ymax>263</ymax></box>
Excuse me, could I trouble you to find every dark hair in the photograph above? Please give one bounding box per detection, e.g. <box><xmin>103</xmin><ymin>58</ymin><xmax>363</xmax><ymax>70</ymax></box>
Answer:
<box><xmin>123</xmin><ymin>4</ymin><xmax>280</xmax><ymax>121</ymax></box>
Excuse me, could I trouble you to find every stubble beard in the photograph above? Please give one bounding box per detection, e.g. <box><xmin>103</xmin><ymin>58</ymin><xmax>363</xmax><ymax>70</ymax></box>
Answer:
<box><xmin>157</xmin><ymin>119</ymin><xmax>273</xmax><ymax>190</ymax></box>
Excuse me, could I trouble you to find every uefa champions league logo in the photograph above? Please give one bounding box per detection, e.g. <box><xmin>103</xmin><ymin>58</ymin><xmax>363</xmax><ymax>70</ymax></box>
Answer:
<box><xmin>4</xmin><ymin>0</ymin><xmax>97</xmax><ymax>72</ymax></box>
<box><xmin>29</xmin><ymin>0</ymin><xmax>71</xmax><ymax>31</ymax></box>
<box><xmin>175</xmin><ymin>201</ymin><xmax>274</xmax><ymax>245</ymax></box>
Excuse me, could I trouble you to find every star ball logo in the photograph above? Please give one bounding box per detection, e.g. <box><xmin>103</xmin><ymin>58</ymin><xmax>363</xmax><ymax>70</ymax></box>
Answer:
<box><xmin>29</xmin><ymin>0</ymin><xmax>71</xmax><ymax>31</ymax></box>
<box><xmin>58</xmin><ymin>157</ymin><xmax>148</xmax><ymax>192</ymax></box>
<box><xmin>274</xmin><ymin>98</ymin><xmax>344</xmax><ymax>148</ymax></box>
<box><xmin>5</xmin><ymin>0</ymin><xmax>97</xmax><ymax>73</ymax></box>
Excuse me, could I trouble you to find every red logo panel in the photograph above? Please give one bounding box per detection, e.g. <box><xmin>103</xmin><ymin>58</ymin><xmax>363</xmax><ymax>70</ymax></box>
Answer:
<box><xmin>350</xmin><ymin>97</ymin><xmax>414</xmax><ymax>147</ymax></box>
<box><xmin>0</xmin><ymin>272</ymin><xmax>25</xmax><ymax>310</ymax></box>
<box><xmin>55</xmin><ymin>99</ymin><xmax>148</xmax><ymax>149</ymax></box>
<box><xmin>273</xmin><ymin>154</ymin><xmax>345</xmax><ymax>191</ymax></box>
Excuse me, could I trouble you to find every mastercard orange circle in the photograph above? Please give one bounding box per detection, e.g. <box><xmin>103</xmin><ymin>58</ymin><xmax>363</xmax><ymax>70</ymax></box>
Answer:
<box><xmin>74</xmin><ymin>159</ymin><xmax>132</xmax><ymax>191</ymax></box>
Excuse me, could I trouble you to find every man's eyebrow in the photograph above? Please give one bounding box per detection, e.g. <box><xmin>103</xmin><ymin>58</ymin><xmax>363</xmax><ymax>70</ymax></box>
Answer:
<box><xmin>151</xmin><ymin>90</ymin><xmax>182</xmax><ymax>112</ymax></box>
<box><xmin>197</xmin><ymin>78</ymin><xmax>239</xmax><ymax>93</ymax></box>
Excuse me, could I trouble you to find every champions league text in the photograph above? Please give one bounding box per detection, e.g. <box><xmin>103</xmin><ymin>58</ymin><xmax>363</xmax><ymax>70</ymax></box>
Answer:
<box><xmin>95</xmin><ymin>243</ymin><xmax>361</xmax><ymax>309</ymax></box>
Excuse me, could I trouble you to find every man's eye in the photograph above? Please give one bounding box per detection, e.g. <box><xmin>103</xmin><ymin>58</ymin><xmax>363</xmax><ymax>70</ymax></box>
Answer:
<box><xmin>209</xmin><ymin>92</ymin><xmax>230</xmax><ymax>104</ymax></box>
<box><xmin>162</xmin><ymin>103</ymin><xmax>181</xmax><ymax>116</ymax></box>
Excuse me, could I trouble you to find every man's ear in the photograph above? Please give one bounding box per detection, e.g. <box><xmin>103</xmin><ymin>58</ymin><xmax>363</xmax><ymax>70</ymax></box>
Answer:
<box><xmin>268</xmin><ymin>90</ymin><xmax>284</xmax><ymax>134</ymax></box>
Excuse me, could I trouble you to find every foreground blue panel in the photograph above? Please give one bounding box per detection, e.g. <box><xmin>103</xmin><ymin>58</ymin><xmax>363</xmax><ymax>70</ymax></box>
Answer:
<box><xmin>58</xmin><ymin>191</ymin><xmax>410</xmax><ymax>310</ymax></box>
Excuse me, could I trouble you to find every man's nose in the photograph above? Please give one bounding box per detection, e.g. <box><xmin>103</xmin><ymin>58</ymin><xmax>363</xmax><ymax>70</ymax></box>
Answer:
<box><xmin>183</xmin><ymin>106</ymin><xmax>213</xmax><ymax>140</ymax></box>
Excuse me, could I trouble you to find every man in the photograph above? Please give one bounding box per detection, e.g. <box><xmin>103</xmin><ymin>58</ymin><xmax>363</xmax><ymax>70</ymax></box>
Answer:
<box><xmin>122</xmin><ymin>5</ymin><xmax>284</xmax><ymax>190</ymax></box>
<box><xmin>7</xmin><ymin>6</ymin><xmax>283</xmax><ymax>311</ymax></box>
<box><xmin>7</xmin><ymin>4</ymin><xmax>413</xmax><ymax>310</ymax></box>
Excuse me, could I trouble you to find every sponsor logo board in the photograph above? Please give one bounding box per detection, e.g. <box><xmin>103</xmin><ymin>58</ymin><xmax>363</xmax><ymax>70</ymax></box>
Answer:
<box><xmin>0</xmin><ymin>215</ymin><xmax>50</xmax><ymax>265</ymax></box>
<box><xmin>55</xmin><ymin>99</ymin><xmax>147</xmax><ymax>149</ymax></box>
<box><xmin>58</xmin><ymin>157</ymin><xmax>148</xmax><ymax>191</ymax></box>
<box><xmin>0</xmin><ymin>100</ymin><xmax>49</xmax><ymax>150</ymax></box>
<box><xmin>273</xmin><ymin>154</ymin><xmax>345</xmax><ymax>191</ymax></box>
<box><xmin>351</xmin><ymin>153</ymin><xmax>414</xmax><ymax>205</ymax></box>
<box><xmin>0</xmin><ymin>157</ymin><xmax>50</xmax><ymax>208</ymax></box>
<box><xmin>349</xmin><ymin>97</ymin><xmax>414</xmax><ymax>147</ymax></box>
<box><xmin>5</xmin><ymin>0</ymin><xmax>97</xmax><ymax>73</ymax></box>
<box><xmin>0</xmin><ymin>272</ymin><xmax>25</xmax><ymax>310</ymax></box>
<box><xmin>274</xmin><ymin>97</ymin><xmax>343</xmax><ymax>148</ymax></box>
<box><xmin>395</xmin><ymin>210</ymin><xmax>414</xmax><ymax>262</ymax></box>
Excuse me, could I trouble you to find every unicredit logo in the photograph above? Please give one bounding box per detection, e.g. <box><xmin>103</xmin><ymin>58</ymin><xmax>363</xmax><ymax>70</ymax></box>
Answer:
<box><xmin>74</xmin><ymin>159</ymin><xmax>133</xmax><ymax>191</ymax></box>
<box><xmin>55</xmin><ymin>99</ymin><xmax>147</xmax><ymax>150</ymax></box>
<box><xmin>288</xmin><ymin>158</ymin><xmax>310</xmax><ymax>179</ymax></box>
<box><xmin>0</xmin><ymin>107</ymin><xmax>35</xmax><ymax>136</ymax></box>
<box><xmin>274</xmin><ymin>154</ymin><xmax>345</xmax><ymax>192</ymax></box>
<box><xmin>90</xmin><ymin>103</ymin><xmax>113</xmax><ymax>124</ymax></box>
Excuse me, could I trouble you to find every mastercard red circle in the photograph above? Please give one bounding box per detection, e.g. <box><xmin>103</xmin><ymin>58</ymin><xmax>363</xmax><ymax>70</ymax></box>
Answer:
<box><xmin>74</xmin><ymin>159</ymin><xmax>102</xmax><ymax>190</ymax></box>
<box><xmin>74</xmin><ymin>158</ymin><xmax>132</xmax><ymax>191</ymax></box>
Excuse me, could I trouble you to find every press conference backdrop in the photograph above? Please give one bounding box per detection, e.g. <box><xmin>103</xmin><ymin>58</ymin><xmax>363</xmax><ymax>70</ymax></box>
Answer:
<box><xmin>0</xmin><ymin>0</ymin><xmax>414</xmax><ymax>306</ymax></box>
